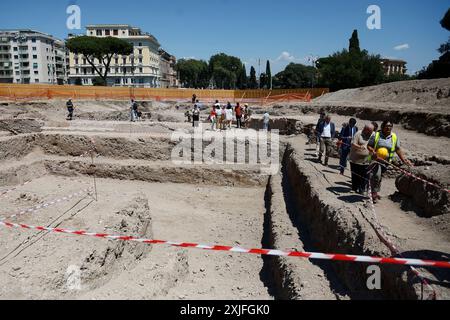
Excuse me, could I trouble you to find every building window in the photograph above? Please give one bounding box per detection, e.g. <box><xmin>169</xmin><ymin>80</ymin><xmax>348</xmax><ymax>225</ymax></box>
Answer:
<box><xmin>35</xmin><ymin>79</ymin><xmax>39</xmax><ymax>83</ymax></box>
<box><xmin>139</xmin><ymin>67</ymin><xmax>143</xmax><ymax>73</ymax></box>
<box><xmin>139</xmin><ymin>58</ymin><xmax>143</xmax><ymax>63</ymax></box>
<box><xmin>138</xmin><ymin>42</ymin><xmax>142</xmax><ymax>47</ymax></box>
<box><xmin>32</xmin><ymin>47</ymin><xmax>36</xmax><ymax>51</ymax></box>
<box><xmin>96</xmin><ymin>30</ymin><xmax>102</xmax><ymax>36</ymax></box>
<box><xmin>83</xmin><ymin>59</ymin><xmax>86</xmax><ymax>64</ymax></box>
<box><xmin>33</xmin><ymin>63</ymin><xmax>38</xmax><ymax>69</ymax></box>
<box><xmin>75</xmin><ymin>59</ymin><xmax>79</xmax><ymax>64</ymax></box>
<box><xmin>34</xmin><ymin>71</ymin><xmax>38</xmax><ymax>75</ymax></box>
<box><xmin>33</xmin><ymin>55</ymin><xmax>37</xmax><ymax>59</ymax></box>
<box><xmin>123</xmin><ymin>58</ymin><xmax>126</xmax><ymax>64</ymax></box>
<box><xmin>113</xmin><ymin>29</ymin><xmax>118</xmax><ymax>36</ymax></box>
<box><xmin>13</xmin><ymin>47</ymin><xmax>18</xmax><ymax>51</ymax></box>
<box><xmin>105</xmin><ymin>30</ymin><xmax>110</xmax><ymax>36</ymax></box>
<box><xmin>138</xmin><ymin>49</ymin><xmax>142</xmax><ymax>54</ymax></box>
<box><xmin>90</xmin><ymin>31</ymin><xmax>94</xmax><ymax>35</ymax></box>
<box><xmin>14</xmin><ymin>55</ymin><xmax>18</xmax><ymax>59</ymax></box>
<box><xmin>32</xmin><ymin>38</ymin><xmax>36</xmax><ymax>43</ymax></box>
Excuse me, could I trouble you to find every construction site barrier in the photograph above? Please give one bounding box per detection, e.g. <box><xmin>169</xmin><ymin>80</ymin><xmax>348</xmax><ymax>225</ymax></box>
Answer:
<box><xmin>0</xmin><ymin>84</ymin><xmax>328</xmax><ymax>103</ymax></box>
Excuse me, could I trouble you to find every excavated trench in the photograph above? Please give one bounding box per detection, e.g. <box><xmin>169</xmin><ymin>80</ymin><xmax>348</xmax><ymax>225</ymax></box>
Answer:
<box><xmin>0</xmin><ymin>128</ymin><xmax>447</xmax><ymax>300</ymax></box>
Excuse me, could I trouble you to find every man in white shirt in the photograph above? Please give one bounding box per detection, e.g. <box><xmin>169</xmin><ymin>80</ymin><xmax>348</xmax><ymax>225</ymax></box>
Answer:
<box><xmin>263</xmin><ymin>112</ymin><xmax>270</xmax><ymax>131</ymax></box>
<box><xmin>317</xmin><ymin>115</ymin><xmax>336</xmax><ymax>166</ymax></box>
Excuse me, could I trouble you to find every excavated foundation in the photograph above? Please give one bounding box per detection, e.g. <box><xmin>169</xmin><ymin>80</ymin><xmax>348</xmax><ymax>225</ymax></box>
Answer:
<box><xmin>0</xmin><ymin>127</ymin><xmax>448</xmax><ymax>300</ymax></box>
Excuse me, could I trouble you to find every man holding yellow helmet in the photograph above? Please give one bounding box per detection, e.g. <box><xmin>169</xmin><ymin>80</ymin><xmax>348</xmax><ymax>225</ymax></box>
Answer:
<box><xmin>367</xmin><ymin>120</ymin><xmax>413</xmax><ymax>203</ymax></box>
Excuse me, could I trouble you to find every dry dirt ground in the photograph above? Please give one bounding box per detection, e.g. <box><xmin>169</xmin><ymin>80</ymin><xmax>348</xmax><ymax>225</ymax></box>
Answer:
<box><xmin>0</xmin><ymin>79</ymin><xmax>449</xmax><ymax>300</ymax></box>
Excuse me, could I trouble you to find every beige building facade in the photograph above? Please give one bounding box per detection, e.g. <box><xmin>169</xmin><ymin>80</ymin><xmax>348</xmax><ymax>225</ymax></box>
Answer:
<box><xmin>159</xmin><ymin>49</ymin><xmax>179</xmax><ymax>88</ymax></box>
<box><xmin>381</xmin><ymin>58</ymin><xmax>407</xmax><ymax>76</ymax></box>
<box><xmin>68</xmin><ymin>24</ymin><xmax>162</xmax><ymax>87</ymax></box>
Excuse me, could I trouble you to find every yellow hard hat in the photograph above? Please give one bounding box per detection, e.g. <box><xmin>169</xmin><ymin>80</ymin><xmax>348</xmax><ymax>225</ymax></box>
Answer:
<box><xmin>376</xmin><ymin>147</ymin><xmax>389</xmax><ymax>160</ymax></box>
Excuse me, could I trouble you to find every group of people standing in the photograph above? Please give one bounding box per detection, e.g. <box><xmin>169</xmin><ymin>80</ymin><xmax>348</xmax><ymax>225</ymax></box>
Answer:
<box><xmin>189</xmin><ymin>100</ymin><xmax>254</xmax><ymax>130</ymax></box>
<box><xmin>314</xmin><ymin>112</ymin><xmax>412</xmax><ymax>203</ymax></box>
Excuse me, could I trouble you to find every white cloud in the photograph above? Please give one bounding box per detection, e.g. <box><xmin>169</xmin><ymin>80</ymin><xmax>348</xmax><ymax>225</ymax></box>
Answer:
<box><xmin>394</xmin><ymin>44</ymin><xmax>409</xmax><ymax>51</ymax></box>
<box><xmin>276</xmin><ymin>51</ymin><xmax>296</xmax><ymax>62</ymax></box>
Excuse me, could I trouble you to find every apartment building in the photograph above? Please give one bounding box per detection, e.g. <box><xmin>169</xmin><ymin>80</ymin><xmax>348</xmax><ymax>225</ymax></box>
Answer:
<box><xmin>68</xmin><ymin>24</ymin><xmax>162</xmax><ymax>87</ymax></box>
<box><xmin>159</xmin><ymin>49</ymin><xmax>179</xmax><ymax>88</ymax></box>
<box><xmin>0</xmin><ymin>29</ymin><xmax>68</xmax><ymax>84</ymax></box>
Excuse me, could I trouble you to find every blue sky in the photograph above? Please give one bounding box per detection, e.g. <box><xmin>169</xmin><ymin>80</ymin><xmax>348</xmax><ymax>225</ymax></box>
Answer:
<box><xmin>1</xmin><ymin>0</ymin><xmax>449</xmax><ymax>74</ymax></box>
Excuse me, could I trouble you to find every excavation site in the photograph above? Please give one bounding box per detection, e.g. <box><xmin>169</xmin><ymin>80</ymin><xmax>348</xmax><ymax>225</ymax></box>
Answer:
<box><xmin>0</xmin><ymin>79</ymin><xmax>449</xmax><ymax>300</ymax></box>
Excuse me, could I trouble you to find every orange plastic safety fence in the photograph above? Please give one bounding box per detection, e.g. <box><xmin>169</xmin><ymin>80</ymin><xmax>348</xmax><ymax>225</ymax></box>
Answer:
<box><xmin>0</xmin><ymin>84</ymin><xmax>328</xmax><ymax>102</ymax></box>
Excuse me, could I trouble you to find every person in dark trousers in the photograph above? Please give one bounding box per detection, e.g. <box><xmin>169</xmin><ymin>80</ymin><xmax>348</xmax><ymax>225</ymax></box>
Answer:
<box><xmin>192</xmin><ymin>104</ymin><xmax>200</xmax><ymax>127</ymax></box>
<box><xmin>314</xmin><ymin>112</ymin><xmax>326</xmax><ymax>157</ymax></box>
<box><xmin>235</xmin><ymin>102</ymin><xmax>243</xmax><ymax>128</ymax></box>
<box><xmin>338</xmin><ymin>118</ymin><xmax>358</xmax><ymax>174</ymax></box>
<box><xmin>316</xmin><ymin>115</ymin><xmax>336</xmax><ymax>166</ymax></box>
<box><xmin>132</xmin><ymin>100</ymin><xmax>139</xmax><ymax>121</ymax></box>
<box><xmin>349</xmin><ymin>124</ymin><xmax>374</xmax><ymax>194</ymax></box>
<box><xmin>66</xmin><ymin>99</ymin><xmax>74</xmax><ymax>120</ymax></box>
<box><xmin>367</xmin><ymin>120</ymin><xmax>413</xmax><ymax>203</ymax></box>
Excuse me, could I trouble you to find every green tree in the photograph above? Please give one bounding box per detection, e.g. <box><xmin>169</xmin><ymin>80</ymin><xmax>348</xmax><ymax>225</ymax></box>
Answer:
<box><xmin>209</xmin><ymin>53</ymin><xmax>244</xmax><ymax>89</ymax></box>
<box><xmin>349</xmin><ymin>29</ymin><xmax>361</xmax><ymax>54</ymax></box>
<box><xmin>66</xmin><ymin>36</ymin><xmax>133</xmax><ymax>85</ymax></box>
<box><xmin>174</xmin><ymin>59</ymin><xmax>209</xmax><ymax>88</ymax></box>
<box><xmin>441</xmin><ymin>8</ymin><xmax>450</xmax><ymax>31</ymax></box>
<box><xmin>237</xmin><ymin>63</ymin><xmax>248</xmax><ymax>89</ymax></box>
<box><xmin>317</xmin><ymin>49</ymin><xmax>384</xmax><ymax>91</ymax></box>
<box><xmin>266</xmin><ymin>60</ymin><xmax>272</xmax><ymax>89</ymax></box>
<box><xmin>418</xmin><ymin>8</ymin><xmax>450</xmax><ymax>79</ymax></box>
<box><xmin>316</xmin><ymin>30</ymin><xmax>384</xmax><ymax>91</ymax></box>
<box><xmin>249</xmin><ymin>66</ymin><xmax>258</xmax><ymax>89</ymax></box>
<box><xmin>383</xmin><ymin>73</ymin><xmax>414</xmax><ymax>84</ymax></box>
<box><xmin>92</xmin><ymin>77</ymin><xmax>107</xmax><ymax>86</ymax></box>
<box><xmin>273</xmin><ymin>63</ymin><xmax>317</xmax><ymax>89</ymax></box>
<box><xmin>259</xmin><ymin>73</ymin><xmax>268</xmax><ymax>89</ymax></box>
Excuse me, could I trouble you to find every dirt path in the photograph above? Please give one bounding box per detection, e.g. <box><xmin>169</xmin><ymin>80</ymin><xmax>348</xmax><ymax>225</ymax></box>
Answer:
<box><xmin>286</xmin><ymin>135</ymin><xmax>450</xmax><ymax>298</ymax></box>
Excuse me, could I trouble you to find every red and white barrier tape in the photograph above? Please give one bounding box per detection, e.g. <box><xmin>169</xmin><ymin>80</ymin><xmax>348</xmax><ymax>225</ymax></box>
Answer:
<box><xmin>366</xmin><ymin>181</ymin><xmax>437</xmax><ymax>299</ymax></box>
<box><xmin>0</xmin><ymin>220</ymin><xmax>449</xmax><ymax>269</ymax></box>
<box><xmin>381</xmin><ymin>159</ymin><xmax>450</xmax><ymax>194</ymax></box>
<box><xmin>0</xmin><ymin>181</ymin><xmax>32</xmax><ymax>198</ymax></box>
<box><xmin>1</xmin><ymin>188</ymin><xmax>92</xmax><ymax>221</ymax></box>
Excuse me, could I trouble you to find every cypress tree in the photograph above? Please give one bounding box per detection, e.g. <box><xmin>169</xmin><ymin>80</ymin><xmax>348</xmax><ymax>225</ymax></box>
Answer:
<box><xmin>266</xmin><ymin>60</ymin><xmax>272</xmax><ymax>89</ymax></box>
<box><xmin>349</xmin><ymin>29</ymin><xmax>361</xmax><ymax>54</ymax></box>
<box><xmin>249</xmin><ymin>66</ymin><xmax>257</xmax><ymax>89</ymax></box>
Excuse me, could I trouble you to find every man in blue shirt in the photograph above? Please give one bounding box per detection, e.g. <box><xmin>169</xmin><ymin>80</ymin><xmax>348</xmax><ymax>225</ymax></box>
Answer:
<box><xmin>338</xmin><ymin>118</ymin><xmax>358</xmax><ymax>174</ymax></box>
